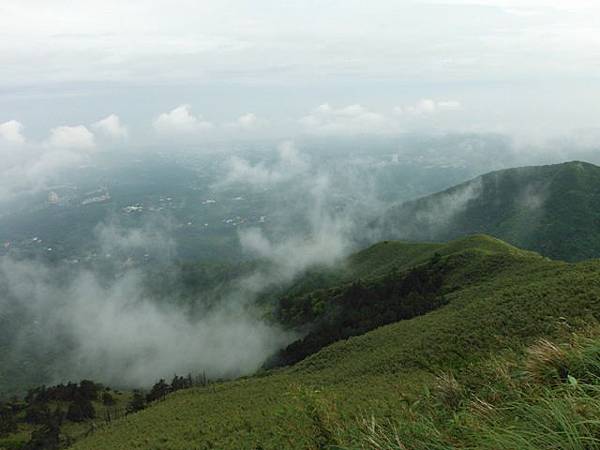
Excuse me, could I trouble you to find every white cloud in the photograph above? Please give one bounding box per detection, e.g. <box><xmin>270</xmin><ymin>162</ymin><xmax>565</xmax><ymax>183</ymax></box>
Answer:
<box><xmin>0</xmin><ymin>139</ymin><xmax>91</xmax><ymax>204</ymax></box>
<box><xmin>47</xmin><ymin>125</ymin><xmax>95</xmax><ymax>150</ymax></box>
<box><xmin>1</xmin><ymin>1</ymin><xmax>599</xmax><ymax>140</ymax></box>
<box><xmin>300</xmin><ymin>103</ymin><xmax>393</xmax><ymax>135</ymax></box>
<box><xmin>0</xmin><ymin>221</ymin><xmax>294</xmax><ymax>386</ymax></box>
<box><xmin>223</xmin><ymin>157</ymin><xmax>277</xmax><ymax>186</ymax></box>
<box><xmin>220</xmin><ymin>140</ymin><xmax>309</xmax><ymax>187</ymax></box>
<box><xmin>405</xmin><ymin>99</ymin><xmax>437</xmax><ymax>115</ymax></box>
<box><xmin>222</xmin><ymin>113</ymin><xmax>269</xmax><ymax>134</ymax></box>
<box><xmin>431</xmin><ymin>0</ymin><xmax>597</xmax><ymax>11</ymax></box>
<box><xmin>299</xmin><ymin>100</ymin><xmax>463</xmax><ymax>135</ymax></box>
<box><xmin>437</xmin><ymin>100</ymin><xmax>463</xmax><ymax>111</ymax></box>
<box><xmin>277</xmin><ymin>140</ymin><xmax>307</xmax><ymax>170</ymax></box>
<box><xmin>239</xmin><ymin>218</ymin><xmax>347</xmax><ymax>275</ymax></box>
<box><xmin>396</xmin><ymin>99</ymin><xmax>463</xmax><ymax>115</ymax></box>
<box><xmin>230</xmin><ymin>113</ymin><xmax>268</xmax><ymax>131</ymax></box>
<box><xmin>92</xmin><ymin>114</ymin><xmax>128</xmax><ymax>140</ymax></box>
<box><xmin>238</xmin><ymin>113</ymin><xmax>260</xmax><ymax>130</ymax></box>
<box><xmin>153</xmin><ymin>104</ymin><xmax>214</xmax><ymax>134</ymax></box>
<box><xmin>2</xmin><ymin>0</ymin><xmax>599</xmax><ymax>89</ymax></box>
<box><xmin>237</xmin><ymin>170</ymin><xmax>352</xmax><ymax>282</ymax></box>
<box><xmin>0</xmin><ymin>120</ymin><xmax>26</xmax><ymax>145</ymax></box>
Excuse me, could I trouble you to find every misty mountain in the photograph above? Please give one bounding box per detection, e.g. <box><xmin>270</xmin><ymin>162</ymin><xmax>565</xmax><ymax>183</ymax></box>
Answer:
<box><xmin>64</xmin><ymin>234</ymin><xmax>600</xmax><ymax>449</ymax></box>
<box><xmin>377</xmin><ymin>161</ymin><xmax>600</xmax><ymax>261</ymax></box>
<box><xmin>8</xmin><ymin>1</ymin><xmax>600</xmax><ymax>448</ymax></box>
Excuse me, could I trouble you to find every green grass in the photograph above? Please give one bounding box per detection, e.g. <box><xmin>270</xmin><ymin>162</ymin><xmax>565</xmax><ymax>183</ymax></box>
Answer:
<box><xmin>379</xmin><ymin>161</ymin><xmax>600</xmax><ymax>261</ymax></box>
<box><xmin>67</xmin><ymin>235</ymin><xmax>600</xmax><ymax>449</ymax></box>
<box><xmin>349</xmin><ymin>234</ymin><xmax>532</xmax><ymax>273</ymax></box>
<box><xmin>347</xmin><ymin>331</ymin><xmax>600</xmax><ymax>450</ymax></box>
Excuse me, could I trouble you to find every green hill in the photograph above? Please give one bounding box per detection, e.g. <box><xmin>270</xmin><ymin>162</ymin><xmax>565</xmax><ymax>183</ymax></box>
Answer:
<box><xmin>377</xmin><ymin>161</ymin><xmax>600</xmax><ymax>261</ymax></box>
<box><xmin>65</xmin><ymin>235</ymin><xmax>600</xmax><ymax>450</ymax></box>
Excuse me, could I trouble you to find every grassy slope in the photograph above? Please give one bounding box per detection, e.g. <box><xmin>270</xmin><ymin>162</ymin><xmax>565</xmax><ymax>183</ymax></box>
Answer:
<box><xmin>379</xmin><ymin>161</ymin><xmax>600</xmax><ymax>261</ymax></box>
<box><xmin>71</xmin><ymin>235</ymin><xmax>600</xmax><ymax>449</ymax></box>
<box><xmin>277</xmin><ymin>234</ymin><xmax>526</xmax><ymax>300</ymax></box>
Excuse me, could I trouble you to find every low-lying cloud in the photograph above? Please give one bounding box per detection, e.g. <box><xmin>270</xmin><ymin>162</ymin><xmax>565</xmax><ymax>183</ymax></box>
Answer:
<box><xmin>92</xmin><ymin>114</ymin><xmax>129</xmax><ymax>140</ymax></box>
<box><xmin>300</xmin><ymin>103</ymin><xmax>394</xmax><ymax>135</ymax></box>
<box><xmin>413</xmin><ymin>177</ymin><xmax>483</xmax><ymax>230</ymax></box>
<box><xmin>0</xmin><ymin>114</ymin><xmax>128</xmax><ymax>204</ymax></box>
<box><xmin>395</xmin><ymin>99</ymin><xmax>463</xmax><ymax>115</ymax></box>
<box><xmin>47</xmin><ymin>125</ymin><xmax>96</xmax><ymax>150</ymax></box>
<box><xmin>239</xmin><ymin>172</ymin><xmax>351</xmax><ymax>276</ymax></box>
<box><xmin>153</xmin><ymin>104</ymin><xmax>214</xmax><ymax>135</ymax></box>
<box><xmin>219</xmin><ymin>140</ymin><xmax>309</xmax><ymax>187</ymax></box>
<box><xmin>225</xmin><ymin>113</ymin><xmax>269</xmax><ymax>132</ymax></box>
<box><xmin>299</xmin><ymin>100</ymin><xmax>463</xmax><ymax>135</ymax></box>
<box><xmin>223</xmin><ymin>142</ymin><xmax>366</xmax><ymax>290</ymax></box>
<box><xmin>0</xmin><ymin>221</ymin><xmax>295</xmax><ymax>389</ymax></box>
<box><xmin>0</xmin><ymin>139</ymin><xmax>374</xmax><ymax>389</ymax></box>
<box><xmin>0</xmin><ymin>120</ymin><xmax>26</xmax><ymax>145</ymax></box>
<box><xmin>0</xmin><ymin>139</ymin><xmax>88</xmax><ymax>204</ymax></box>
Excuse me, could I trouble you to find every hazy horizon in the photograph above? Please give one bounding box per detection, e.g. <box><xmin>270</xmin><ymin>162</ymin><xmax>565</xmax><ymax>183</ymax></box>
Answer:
<box><xmin>2</xmin><ymin>1</ymin><xmax>600</xmax><ymax>142</ymax></box>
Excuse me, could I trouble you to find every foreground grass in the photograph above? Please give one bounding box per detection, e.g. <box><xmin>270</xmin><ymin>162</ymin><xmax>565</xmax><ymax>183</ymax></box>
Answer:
<box><xmin>67</xmin><ymin>236</ymin><xmax>600</xmax><ymax>449</ymax></box>
<box><xmin>350</xmin><ymin>332</ymin><xmax>600</xmax><ymax>449</ymax></box>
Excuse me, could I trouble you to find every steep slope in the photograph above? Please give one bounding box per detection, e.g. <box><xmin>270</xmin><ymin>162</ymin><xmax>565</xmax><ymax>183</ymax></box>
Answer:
<box><xmin>377</xmin><ymin>161</ymin><xmax>600</xmax><ymax>261</ymax></box>
<box><xmin>267</xmin><ymin>235</ymin><xmax>539</xmax><ymax>368</ymax></box>
<box><xmin>71</xmin><ymin>236</ymin><xmax>600</xmax><ymax>450</ymax></box>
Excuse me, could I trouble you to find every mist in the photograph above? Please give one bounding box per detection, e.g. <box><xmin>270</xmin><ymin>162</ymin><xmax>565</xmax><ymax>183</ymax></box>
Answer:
<box><xmin>2</xmin><ymin>126</ymin><xmax>600</xmax><ymax>394</ymax></box>
<box><xmin>0</xmin><ymin>140</ymin><xmax>388</xmax><ymax>392</ymax></box>
<box><xmin>0</xmin><ymin>221</ymin><xmax>300</xmax><ymax>389</ymax></box>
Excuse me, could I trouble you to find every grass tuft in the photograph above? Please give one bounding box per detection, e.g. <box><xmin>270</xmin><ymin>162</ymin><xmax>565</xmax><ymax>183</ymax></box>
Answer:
<box><xmin>433</xmin><ymin>372</ymin><xmax>464</xmax><ymax>410</ymax></box>
<box><xmin>525</xmin><ymin>338</ymin><xmax>570</xmax><ymax>385</ymax></box>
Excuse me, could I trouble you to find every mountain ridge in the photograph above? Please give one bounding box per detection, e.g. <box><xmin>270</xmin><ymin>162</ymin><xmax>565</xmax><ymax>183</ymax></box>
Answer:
<box><xmin>377</xmin><ymin>160</ymin><xmax>600</xmax><ymax>261</ymax></box>
<box><xmin>68</xmin><ymin>234</ymin><xmax>600</xmax><ymax>449</ymax></box>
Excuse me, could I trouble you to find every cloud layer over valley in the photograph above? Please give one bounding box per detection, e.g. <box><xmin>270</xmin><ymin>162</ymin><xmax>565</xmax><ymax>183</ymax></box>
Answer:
<box><xmin>0</xmin><ymin>220</ymin><xmax>296</xmax><ymax>388</ymax></box>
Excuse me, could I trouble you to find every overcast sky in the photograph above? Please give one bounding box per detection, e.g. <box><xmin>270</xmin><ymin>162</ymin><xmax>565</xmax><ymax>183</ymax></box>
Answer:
<box><xmin>1</xmin><ymin>0</ymin><xmax>600</xmax><ymax>141</ymax></box>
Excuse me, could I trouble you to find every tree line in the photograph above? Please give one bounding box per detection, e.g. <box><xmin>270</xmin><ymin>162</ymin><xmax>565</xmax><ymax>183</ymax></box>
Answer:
<box><xmin>0</xmin><ymin>372</ymin><xmax>211</xmax><ymax>450</ymax></box>
<box><xmin>266</xmin><ymin>253</ymin><xmax>449</xmax><ymax>368</ymax></box>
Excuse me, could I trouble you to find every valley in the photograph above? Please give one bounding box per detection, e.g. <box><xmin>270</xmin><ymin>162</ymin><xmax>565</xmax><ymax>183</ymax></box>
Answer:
<box><xmin>4</xmin><ymin>159</ymin><xmax>600</xmax><ymax>449</ymax></box>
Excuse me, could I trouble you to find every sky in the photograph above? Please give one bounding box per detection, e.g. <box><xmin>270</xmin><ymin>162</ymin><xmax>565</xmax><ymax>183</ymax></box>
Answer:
<box><xmin>1</xmin><ymin>0</ymin><xmax>600</xmax><ymax>141</ymax></box>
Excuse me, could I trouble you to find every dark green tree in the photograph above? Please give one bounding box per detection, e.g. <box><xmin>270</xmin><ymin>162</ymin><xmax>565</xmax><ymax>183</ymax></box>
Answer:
<box><xmin>78</xmin><ymin>380</ymin><xmax>100</xmax><ymax>401</ymax></box>
<box><xmin>0</xmin><ymin>402</ymin><xmax>17</xmax><ymax>437</ymax></box>
<box><xmin>66</xmin><ymin>395</ymin><xmax>95</xmax><ymax>422</ymax></box>
<box><xmin>126</xmin><ymin>390</ymin><xmax>146</xmax><ymax>414</ymax></box>
<box><xmin>102</xmin><ymin>391</ymin><xmax>116</xmax><ymax>406</ymax></box>
<box><xmin>146</xmin><ymin>379</ymin><xmax>170</xmax><ymax>403</ymax></box>
<box><xmin>23</xmin><ymin>409</ymin><xmax>62</xmax><ymax>450</ymax></box>
<box><xmin>24</xmin><ymin>403</ymin><xmax>51</xmax><ymax>425</ymax></box>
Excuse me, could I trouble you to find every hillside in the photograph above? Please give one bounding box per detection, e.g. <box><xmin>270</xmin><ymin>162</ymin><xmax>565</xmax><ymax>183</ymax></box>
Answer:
<box><xmin>66</xmin><ymin>235</ymin><xmax>600</xmax><ymax>450</ymax></box>
<box><xmin>377</xmin><ymin>161</ymin><xmax>600</xmax><ymax>261</ymax></box>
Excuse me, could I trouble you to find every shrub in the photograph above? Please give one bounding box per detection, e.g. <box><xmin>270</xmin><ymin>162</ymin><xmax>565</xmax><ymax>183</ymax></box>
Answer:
<box><xmin>126</xmin><ymin>390</ymin><xmax>146</xmax><ymax>415</ymax></box>
<box><xmin>66</xmin><ymin>396</ymin><xmax>95</xmax><ymax>422</ymax></box>
<box><xmin>433</xmin><ymin>372</ymin><xmax>464</xmax><ymax>410</ymax></box>
<box><xmin>524</xmin><ymin>339</ymin><xmax>570</xmax><ymax>384</ymax></box>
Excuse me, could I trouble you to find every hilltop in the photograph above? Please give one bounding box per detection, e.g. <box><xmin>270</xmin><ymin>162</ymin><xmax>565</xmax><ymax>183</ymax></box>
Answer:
<box><xmin>62</xmin><ymin>235</ymin><xmax>600</xmax><ymax>449</ymax></box>
<box><xmin>377</xmin><ymin>161</ymin><xmax>600</xmax><ymax>261</ymax></box>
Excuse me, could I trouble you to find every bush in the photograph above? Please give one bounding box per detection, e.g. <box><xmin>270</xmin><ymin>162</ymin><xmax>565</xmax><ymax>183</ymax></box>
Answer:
<box><xmin>66</xmin><ymin>396</ymin><xmax>95</xmax><ymax>422</ymax></box>
<box><xmin>433</xmin><ymin>372</ymin><xmax>464</xmax><ymax>410</ymax></box>
<box><xmin>524</xmin><ymin>339</ymin><xmax>570</xmax><ymax>384</ymax></box>
<box><xmin>0</xmin><ymin>402</ymin><xmax>17</xmax><ymax>437</ymax></box>
<box><xmin>126</xmin><ymin>390</ymin><xmax>146</xmax><ymax>415</ymax></box>
<box><xmin>102</xmin><ymin>392</ymin><xmax>116</xmax><ymax>406</ymax></box>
